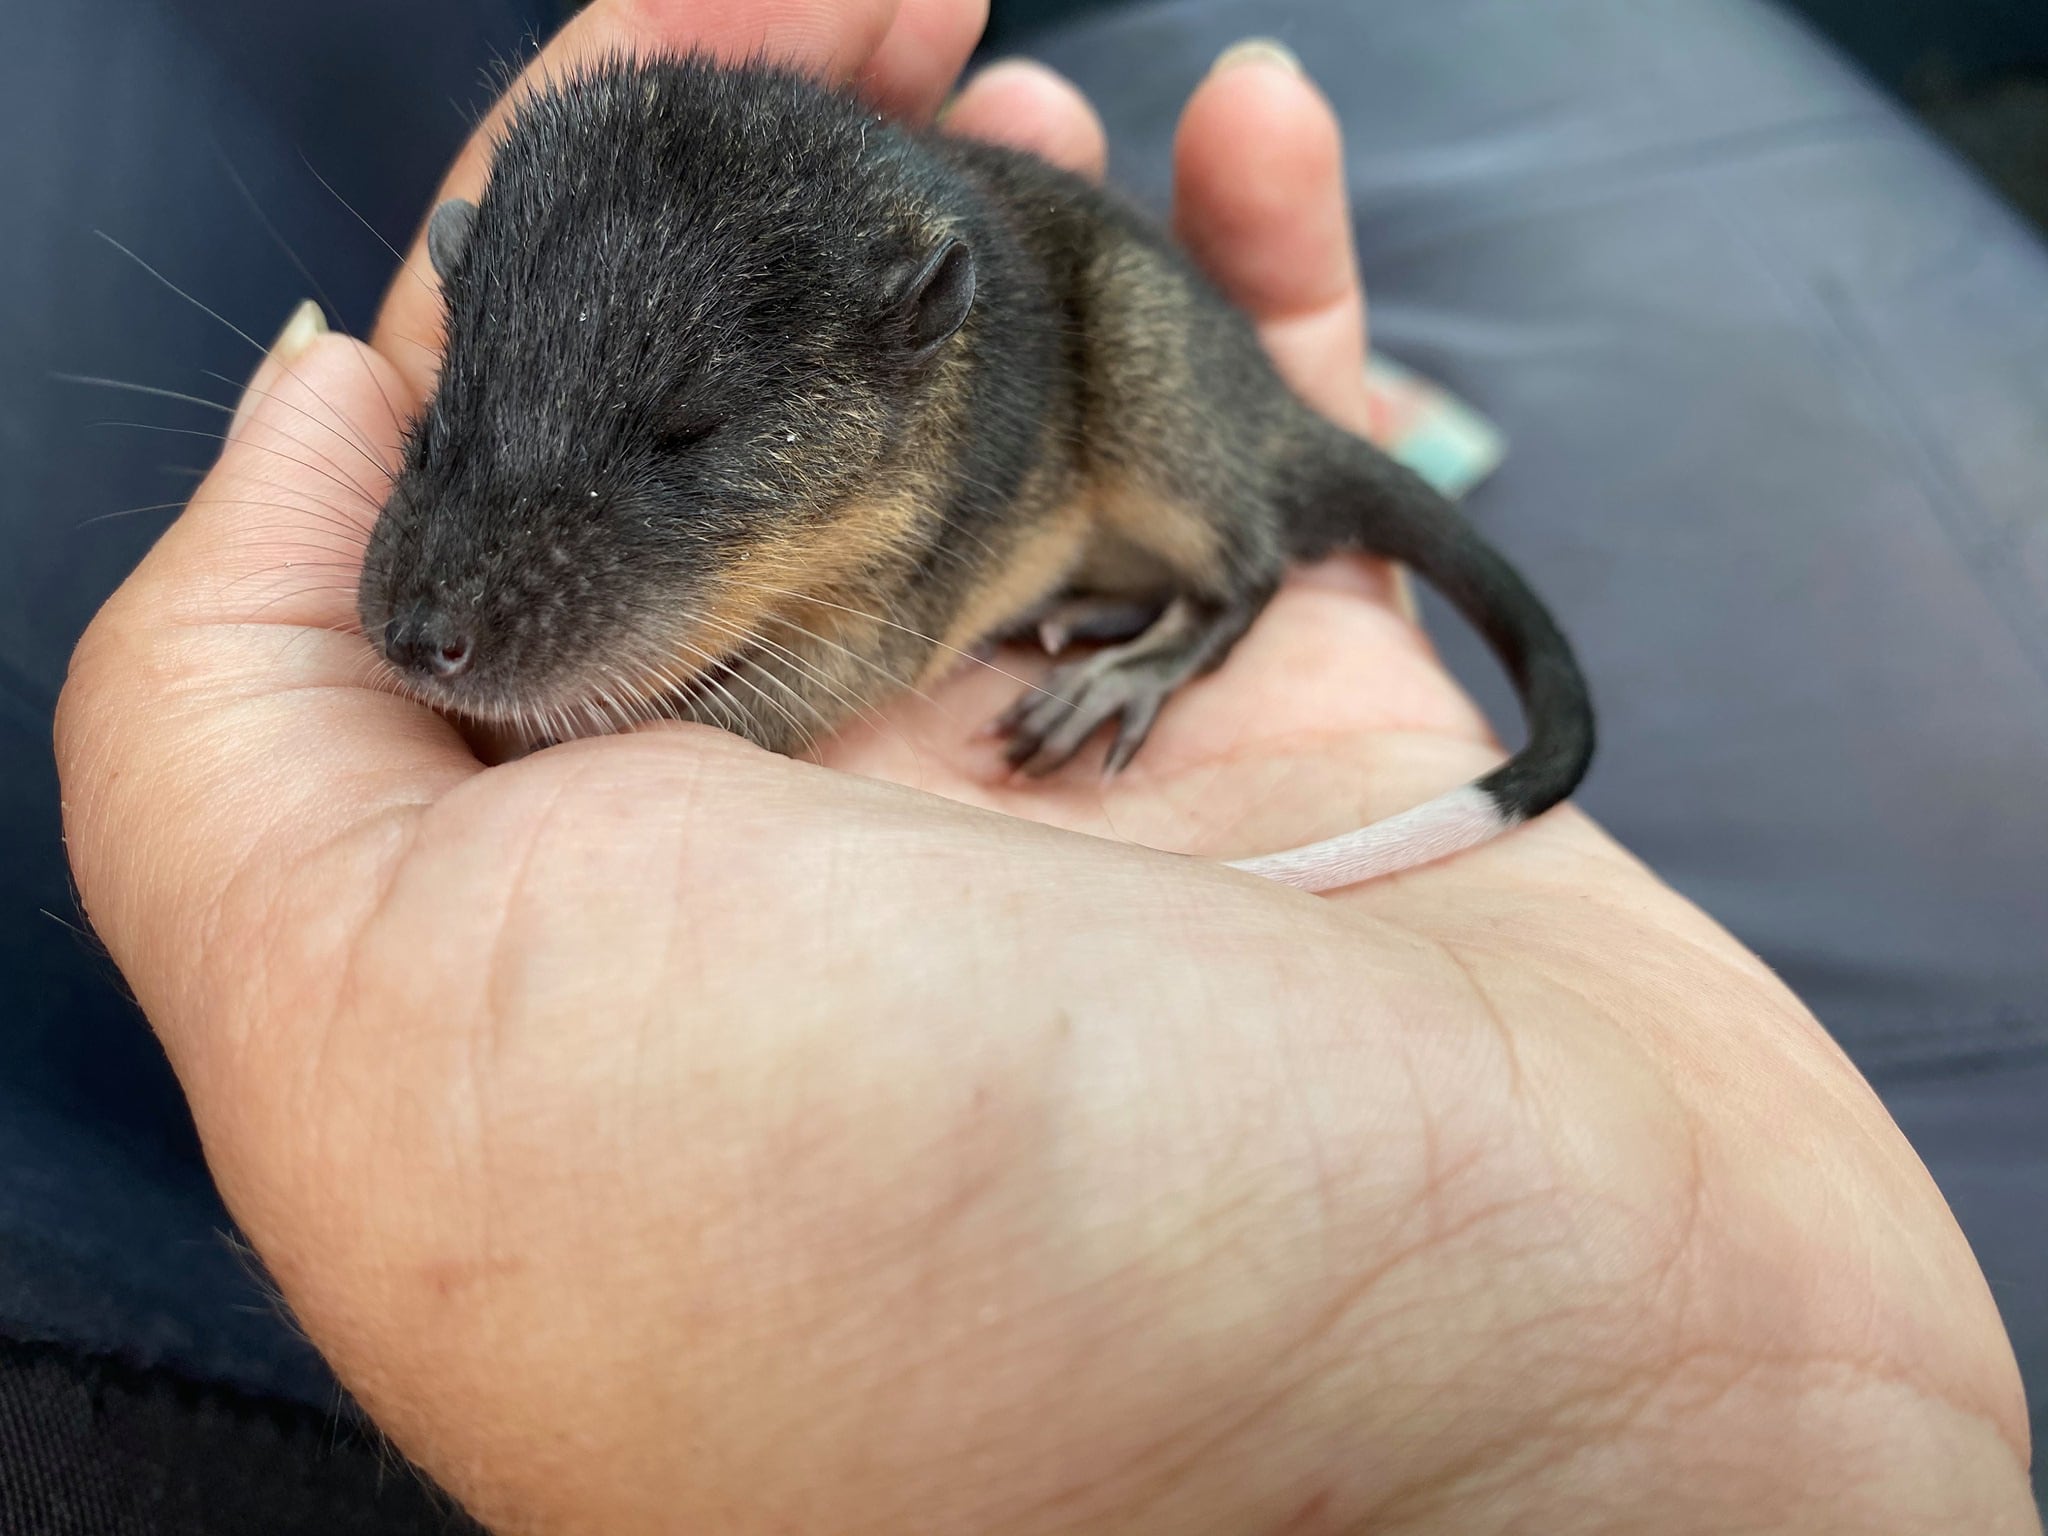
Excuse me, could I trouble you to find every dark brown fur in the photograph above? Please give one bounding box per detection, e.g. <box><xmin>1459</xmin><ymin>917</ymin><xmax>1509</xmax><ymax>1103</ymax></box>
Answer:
<box><xmin>361</xmin><ymin>52</ymin><xmax>1592</xmax><ymax>841</ymax></box>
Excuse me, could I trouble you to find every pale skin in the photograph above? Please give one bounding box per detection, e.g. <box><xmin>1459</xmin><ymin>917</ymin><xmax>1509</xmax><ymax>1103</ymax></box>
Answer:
<box><xmin>53</xmin><ymin>0</ymin><xmax>2036</xmax><ymax>1530</ymax></box>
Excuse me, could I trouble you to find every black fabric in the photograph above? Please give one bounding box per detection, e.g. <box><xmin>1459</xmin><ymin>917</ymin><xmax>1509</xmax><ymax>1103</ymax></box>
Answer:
<box><xmin>2</xmin><ymin>0</ymin><xmax>559</xmax><ymax>1406</ymax></box>
<box><xmin>0</xmin><ymin>1337</ymin><xmax>480</xmax><ymax>1536</ymax></box>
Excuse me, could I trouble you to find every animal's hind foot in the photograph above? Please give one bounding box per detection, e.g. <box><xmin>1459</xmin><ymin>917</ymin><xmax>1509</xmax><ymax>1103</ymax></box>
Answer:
<box><xmin>993</xmin><ymin>593</ymin><xmax>1261</xmax><ymax>776</ymax></box>
<box><xmin>995</xmin><ymin>594</ymin><xmax>1166</xmax><ymax>657</ymax></box>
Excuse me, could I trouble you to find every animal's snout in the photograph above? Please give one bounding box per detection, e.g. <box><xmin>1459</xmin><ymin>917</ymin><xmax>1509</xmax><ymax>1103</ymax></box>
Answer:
<box><xmin>383</xmin><ymin>601</ymin><xmax>476</xmax><ymax>682</ymax></box>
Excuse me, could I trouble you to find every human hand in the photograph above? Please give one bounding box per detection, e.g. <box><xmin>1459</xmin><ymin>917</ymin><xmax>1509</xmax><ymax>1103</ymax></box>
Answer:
<box><xmin>56</xmin><ymin>0</ymin><xmax>2034</xmax><ymax>1530</ymax></box>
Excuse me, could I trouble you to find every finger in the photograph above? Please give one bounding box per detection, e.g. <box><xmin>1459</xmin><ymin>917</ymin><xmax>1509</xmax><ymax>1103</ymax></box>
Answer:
<box><xmin>939</xmin><ymin>59</ymin><xmax>1108</xmax><ymax>181</ymax></box>
<box><xmin>859</xmin><ymin>0</ymin><xmax>989</xmax><ymax>121</ymax></box>
<box><xmin>1171</xmin><ymin>41</ymin><xmax>1370</xmax><ymax>435</ymax></box>
<box><xmin>1172</xmin><ymin>44</ymin><xmax>1423</xmax><ymax>618</ymax></box>
<box><xmin>58</xmin><ymin>313</ymin><xmax>481</xmax><ymax>1031</ymax></box>
<box><xmin>371</xmin><ymin>0</ymin><xmax>916</xmax><ymax>400</ymax></box>
<box><xmin>164</xmin><ymin>307</ymin><xmax>399</xmax><ymax>633</ymax></box>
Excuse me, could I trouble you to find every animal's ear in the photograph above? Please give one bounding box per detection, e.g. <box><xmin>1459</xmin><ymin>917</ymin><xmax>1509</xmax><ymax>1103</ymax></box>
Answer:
<box><xmin>894</xmin><ymin>237</ymin><xmax>975</xmax><ymax>361</ymax></box>
<box><xmin>427</xmin><ymin>198</ymin><xmax>478</xmax><ymax>284</ymax></box>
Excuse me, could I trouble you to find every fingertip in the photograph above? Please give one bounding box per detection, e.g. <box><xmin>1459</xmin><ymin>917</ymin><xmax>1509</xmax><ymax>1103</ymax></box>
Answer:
<box><xmin>1173</xmin><ymin>42</ymin><xmax>1370</xmax><ymax>428</ymax></box>
<box><xmin>860</xmin><ymin>0</ymin><xmax>989</xmax><ymax>120</ymax></box>
<box><xmin>228</xmin><ymin>299</ymin><xmax>329</xmax><ymax>442</ymax></box>
<box><xmin>166</xmin><ymin>327</ymin><xmax>402</xmax><ymax>631</ymax></box>
<box><xmin>221</xmin><ymin>325</ymin><xmax>399</xmax><ymax>476</ymax></box>
<box><xmin>1388</xmin><ymin>563</ymin><xmax>1421</xmax><ymax>624</ymax></box>
<box><xmin>1172</xmin><ymin>42</ymin><xmax>1353</xmax><ymax>322</ymax></box>
<box><xmin>1206</xmin><ymin>37</ymin><xmax>1304</xmax><ymax>80</ymax></box>
<box><xmin>940</xmin><ymin>59</ymin><xmax>1108</xmax><ymax>181</ymax></box>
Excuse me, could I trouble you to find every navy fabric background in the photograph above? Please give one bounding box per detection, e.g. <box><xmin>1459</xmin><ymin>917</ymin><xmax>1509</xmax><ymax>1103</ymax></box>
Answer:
<box><xmin>2</xmin><ymin>0</ymin><xmax>2041</xmax><ymax>1518</ymax></box>
<box><xmin>3</xmin><ymin>0</ymin><xmax>561</xmax><ymax>1409</ymax></box>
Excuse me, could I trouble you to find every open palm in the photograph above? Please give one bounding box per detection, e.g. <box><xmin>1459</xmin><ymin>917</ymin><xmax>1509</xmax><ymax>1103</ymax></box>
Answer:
<box><xmin>53</xmin><ymin>0</ymin><xmax>2032</xmax><ymax>1531</ymax></box>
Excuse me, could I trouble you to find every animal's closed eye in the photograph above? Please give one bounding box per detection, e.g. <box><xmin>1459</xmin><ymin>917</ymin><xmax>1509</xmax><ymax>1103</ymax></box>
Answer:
<box><xmin>657</xmin><ymin>412</ymin><xmax>726</xmax><ymax>452</ymax></box>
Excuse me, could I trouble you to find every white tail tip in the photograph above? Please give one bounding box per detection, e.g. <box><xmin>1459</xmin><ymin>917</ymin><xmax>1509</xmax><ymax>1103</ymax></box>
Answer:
<box><xmin>1226</xmin><ymin>783</ymin><xmax>1510</xmax><ymax>893</ymax></box>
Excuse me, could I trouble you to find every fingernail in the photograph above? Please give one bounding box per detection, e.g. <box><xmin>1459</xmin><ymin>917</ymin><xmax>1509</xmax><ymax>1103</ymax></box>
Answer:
<box><xmin>1389</xmin><ymin>564</ymin><xmax>1421</xmax><ymax>623</ymax></box>
<box><xmin>1209</xmin><ymin>38</ymin><xmax>1303</xmax><ymax>77</ymax></box>
<box><xmin>228</xmin><ymin>299</ymin><xmax>327</xmax><ymax>440</ymax></box>
<box><xmin>272</xmin><ymin>298</ymin><xmax>329</xmax><ymax>361</ymax></box>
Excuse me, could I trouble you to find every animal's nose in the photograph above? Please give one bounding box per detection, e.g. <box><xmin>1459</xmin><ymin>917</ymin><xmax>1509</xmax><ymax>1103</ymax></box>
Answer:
<box><xmin>383</xmin><ymin>602</ymin><xmax>476</xmax><ymax>681</ymax></box>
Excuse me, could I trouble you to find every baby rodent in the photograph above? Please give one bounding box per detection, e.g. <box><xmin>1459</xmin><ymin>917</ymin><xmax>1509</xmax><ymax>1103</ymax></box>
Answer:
<box><xmin>357</xmin><ymin>53</ymin><xmax>1594</xmax><ymax>891</ymax></box>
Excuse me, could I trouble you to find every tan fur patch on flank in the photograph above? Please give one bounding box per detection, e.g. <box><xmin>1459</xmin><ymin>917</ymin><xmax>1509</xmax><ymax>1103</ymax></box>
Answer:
<box><xmin>922</xmin><ymin>501</ymin><xmax>1093</xmax><ymax>685</ymax></box>
<box><xmin>1085</xmin><ymin>475</ymin><xmax>1225</xmax><ymax>590</ymax></box>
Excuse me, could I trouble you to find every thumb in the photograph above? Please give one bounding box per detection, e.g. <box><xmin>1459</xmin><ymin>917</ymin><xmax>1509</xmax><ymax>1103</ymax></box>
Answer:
<box><xmin>172</xmin><ymin>297</ymin><xmax>396</xmax><ymax>632</ymax></box>
<box><xmin>57</xmin><ymin>297</ymin><xmax>476</xmax><ymax>1054</ymax></box>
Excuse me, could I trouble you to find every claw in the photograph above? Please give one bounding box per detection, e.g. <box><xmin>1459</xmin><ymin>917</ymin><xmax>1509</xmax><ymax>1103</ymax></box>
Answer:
<box><xmin>983</xmin><ymin>593</ymin><xmax>1264</xmax><ymax>778</ymax></box>
<box><xmin>1102</xmin><ymin>692</ymin><xmax>1164</xmax><ymax>778</ymax></box>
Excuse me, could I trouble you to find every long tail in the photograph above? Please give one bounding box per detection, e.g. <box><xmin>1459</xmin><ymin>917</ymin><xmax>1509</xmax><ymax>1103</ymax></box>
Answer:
<box><xmin>1229</xmin><ymin>424</ymin><xmax>1594</xmax><ymax>891</ymax></box>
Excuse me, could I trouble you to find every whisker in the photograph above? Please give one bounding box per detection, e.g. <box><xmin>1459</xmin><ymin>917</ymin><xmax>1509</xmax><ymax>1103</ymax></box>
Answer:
<box><xmin>237</xmin><ymin>581</ymin><xmax>362</xmax><ymax>618</ymax></box>
<box><xmin>386</xmin><ymin>330</ymin><xmax>443</xmax><ymax>361</ymax></box>
<box><xmin>755</xmin><ymin>610</ymin><xmax>959</xmax><ymax>721</ymax></box>
<box><xmin>211</xmin><ymin>507</ymin><xmax>373</xmax><ymax>543</ymax></box>
<box><xmin>621</xmin><ymin>607</ymin><xmax>840</xmax><ymax>747</ymax></box>
<box><xmin>628</xmin><ymin>668</ymin><xmax>683</xmax><ymax>728</ymax></box>
<box><xmin>222</xmin><ymin>553</ymin><xmax>364</xmax><ymax>573</ymax></box>
<box><xmin>691</xmin><ymin>608</ymin><xmax>894</xmax><ymax>741</ymax></box>
<box><xmin>552</xmin><ymin>700</ymin><xmax>582</xmax><ymax>748</ymax></box>
<box><xmin>688</xmin><ymin>611</ymin><xmax>938</xmax><ymax>776</ymax></box>
<box><xmin>646</xmin><ymin>656</ymin><xmax>743</xmax><ymax>737</ymax></box>
<box><xmin>93</xmin><ymin>231</ymin><xmax>387</xmax><ymax>468</ymax></box>
<box><xmin>203</xmin><ymin>373</ymin><xmax>396</xmax><ymax>481</ymax></box>
<box><xmin>89</xmin><ymin>421</ymin><xmax>380</xmax><ymax>512</ymax></box>
<box><xmin>217</xmin><ymin>553</ymin><xmax>366</xmax><ymax>587</ymax></box>
<box><xmin>59</xmin><ymin>373</ymin><xmax>392</xmax><ymax>490</ymax></box>
<box><xmin>725</xmin><ymin>579</ymin><xmax>1059</xmax><ymax>705</ymax></box>
<box><xmin>677</xmin><ymin>638</ymin><xmax>810</xmax><ymax>750</ymax></box>
<box><xmin>699</xmin><ymin>648</ymin><xmax>820</xmax><ymax>751</ymax></box>
<box><xmin>573</xmin><ymin>693</ymin><xmax>610</xmax><ymax>741</ymax></box>
<box><xmin>296</xmin><ymin>153</ymin><xmax>439</xmax><ymax>303</ymax></box>
<box><xmin>55</xmin><ymin>372</ymin><xmax>226</xmax><ymax>413</ymax></box>
<box><xmin>92</xmin><ymin>230</ymin><xmax>278</xmax><ymax>359</ymax></box>
<box><xmin>219</xmin><ymin>552</ymin><xmax>364</xmax><ymax>574</ymax></box>
<box><xmin>216</xmin><ymin>149</ymin><xmax>411</xmax><ymax>442</ymax></box>
<box><xmin>724</xmin><ymin>647</ymin><xmax>840</xmax><ymax>737</ymax></box>
<box><xmin>589</xmin><ymin>667</ymin><xmax>659</xmax><ymax>733</ymax></box>
<box><xmin>75</xmin><ymin>498</ymin><xmax>190</xmax><ymax>529</ymax></box>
